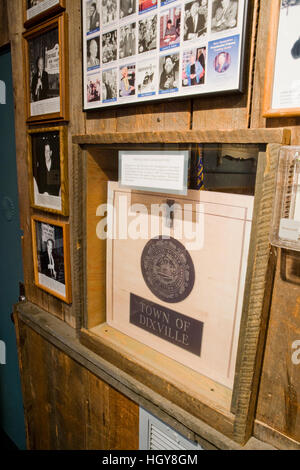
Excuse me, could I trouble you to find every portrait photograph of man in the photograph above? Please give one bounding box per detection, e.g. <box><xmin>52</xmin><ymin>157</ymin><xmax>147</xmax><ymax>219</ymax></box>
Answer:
<box><xmin>119</xmin><ymin>64</ymin><xmax>136</xmax><ymax>97</ymax></box>
<box><xmin>31</xmin><ymin>130</ymin><xmax>62</xmax><ymax>211</ymax></box>
<box><xmin>87</xmin><ymin>36</ymin><xmax>101</xmax><ymax>69</ymax></box>
<box><xmin>211</xmin><ymin>0</ymin><xmax>239</xmax><ymax>33</ymax></box>
<box><xmin>86</xmin><ymin>0</ymin><xmax>100</xmax><ymax>33</ymax></box>
<box><xmin>101</xmin><ymin>0</ymin><xmax>117</xmax><ymax>25</ymax></box>
<box><xmin>159</xmin><ymin>53</ymin><xmax>179</xmax><ymax>93</ymax></box>
<box><xmin>119</xmin><ymin>23</ymin><xmax>136</xmax><ymax>59</ymax></box>
<box><xmin>35</xmin><ymin>221</ymin><xmax>66</xmax><ymax>296</ymax></box>
<box><xmin>87</xmin><ymin>74</ymin><xmax>101</xmax><ymax>102</ymax></box>
<box><xmin>160</xmin><ymin>6</ymin><xmax>181</xmax><ymax>51</ymax></box>
<box><xmin>28</xmin><ymin>27</ymin><xmax>60</xmax><ymax>116</ymax></box>
<box><xmin>102</xmin><ymin>68</ymin><xmax>118</xmax><ymax>102</ymax></box>
<box><xmin>184</xmin><ymin>0</ymin><xmax>208</xmax><ymax>42</ymax></box>
<box><xmin>120</xmin><ymin>0</ymin><xmax>136</xmax><ymax>18</ymax></box>
<box><xmin>182</xmin><ymin>47</ymin><xmax>206</xmax><ymax>87</ymax></box>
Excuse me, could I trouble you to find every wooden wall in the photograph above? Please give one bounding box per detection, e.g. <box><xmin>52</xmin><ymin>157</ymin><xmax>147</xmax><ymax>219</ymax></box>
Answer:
<box><xmin>1</xmin><ymin>0</ymin><xmax>300</xmax><ymax>449</ymax></box>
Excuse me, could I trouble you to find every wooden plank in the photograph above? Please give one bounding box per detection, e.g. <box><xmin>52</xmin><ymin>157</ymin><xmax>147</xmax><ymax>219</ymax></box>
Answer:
<box><xmin>255</xmin><ymin>248</ymin><xmax>300</xmax><ymax>445</ymax></box>
<box><xmin>0</xmin><ymin>0</ymin><xmax>9</xmax><ymax>48</ymax></box>
<box><xmin>73</xmin><ymin>128</ymin><xmax>291</xmax><ymax>145</ymax></box>
<box><xmin>254</xmin><ymin>421</ymin><xmax>300</xmax><ymax>451</ymax></box>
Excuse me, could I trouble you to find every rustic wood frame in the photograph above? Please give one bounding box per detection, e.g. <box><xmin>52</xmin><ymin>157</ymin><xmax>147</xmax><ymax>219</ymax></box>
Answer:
<box><xmin>23</xmin><ymin>0</ymin><xmax>66</xmax><ymax>29</ymax></box>
<box><xmin>31</xmin><ymin>214</ymin><xmax>72</xmax><ymax>303</ymax></box>
<box><xmin>72</xmin><ymin>132</ymin><xmax>286</xmax><ymax>445</ymax></box>
<box><xmin>28</xmin><ymin>125</ymin><xmax>69</xmax><ymax>215</ymax></box>
<box><xmin>263</xmin><ymin>0</ymin><xmax>300</xmax><ymax>118</ymax></box>
<box><xmin>23</xmin><ymin>13</ymin><xmax>69</xmax><ymax>124</ymax></box>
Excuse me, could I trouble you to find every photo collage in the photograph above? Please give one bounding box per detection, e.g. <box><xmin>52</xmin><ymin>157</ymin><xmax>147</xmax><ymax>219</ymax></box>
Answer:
<box><xmin>83</xmin><ymin>0</ymin><xmax>246</xmax><ymax>109</ymax></box>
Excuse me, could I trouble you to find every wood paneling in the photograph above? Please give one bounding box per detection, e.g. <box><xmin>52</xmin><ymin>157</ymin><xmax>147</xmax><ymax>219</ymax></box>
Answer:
<box><xmin>16</xmin><ymin>318</ymin><xmax>139</xmax><ymax>450</ymax></box>
<box><xmin>0</xmin><ymin>0</ymin><xmax>9</xmax><ymax>48</ymax></box>
<box><xmin>255</xmin><ymin>249</ymin><xmax>300</xmax><ymax>449</ymax></box>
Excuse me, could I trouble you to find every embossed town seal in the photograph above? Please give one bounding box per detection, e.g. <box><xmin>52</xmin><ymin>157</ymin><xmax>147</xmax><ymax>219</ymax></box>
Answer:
<box><xmin>141</xmin><ymin>236</ymin><xmax>195</xmax><ymax>303</ymax></box>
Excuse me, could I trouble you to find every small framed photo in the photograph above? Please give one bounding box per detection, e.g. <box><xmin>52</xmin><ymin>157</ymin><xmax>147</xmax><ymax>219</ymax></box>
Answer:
<box><xmin>23</xmin><ymin>13</ymin><xmax>69</xmax><ymax>123</ymax></box>
<box><xmin>263</xmin><ymin>0</ymin><xmax>300</xmax><ymax>117</ymax></box>
<box><xmin>31</xmin><ymin>215</ymin><xmax>72</xmax><ymax>303</ymax></box>
<box><xmin>28</xmin><ymin>126</ymin><xmax>68</xmax><ymax>215</ymax></box>
<box><xmin>23</xmin><ymin>0</ymin><xmax>65</xmax><ymax>28</ymax></box>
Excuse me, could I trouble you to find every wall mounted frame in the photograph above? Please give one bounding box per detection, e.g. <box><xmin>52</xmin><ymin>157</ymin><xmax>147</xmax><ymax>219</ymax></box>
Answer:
<box><xmin>263</xmin><ymin>0</ymin><xmax>300</xmax><ymax>118</ymax></box>
<box><xmin>31</xmin><ymin>215</ymin><xmax>72</xmax><ymax>303</ymax></box>
<box><xmin>71</xmin><ymin>129</ymin><xmax>288</xmax><ymax>445</ymax></box>
<box><xmin>23</xmin><ymin>13</ymin><xmax>69</xmax><ymax>123</ymax></box>
<box><xmin>28</xmin><ymin>125</ymin><xmax>69</xmax><ymax>215</ymax></box>
<box><xmin>23</xmin><ymin>0</ymin><xmax>66</xmax><ymax>29</ymax></box>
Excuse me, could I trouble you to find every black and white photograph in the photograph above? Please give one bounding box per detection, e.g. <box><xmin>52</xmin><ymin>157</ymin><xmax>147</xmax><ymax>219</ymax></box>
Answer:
<box><xmin>101</xmin><ymin>0</ymin><xmax>117</xmax><ymax>25</ymax></box>
<box><xmin>184</xmin><ymin>0</ymin><xmax>208</xmax><ymax>42</ymax></box>
<box><xmin>211</xmin><ymin>0</ymin><xmax>239</xmax><ymax>33</ymax></box>
<box><xmin>119</xmin><ymin>0</ymin><xmax>136</xmax><ymax>19</ymax></box>
<box><xmin>87</xmin><ymin>73</ymin><xmax>101</xmax><ymax>102</ymax></box>
<box><xmin>119</xmin><ymin>64</ymin><xmax>136</xmax><ymax>97</ymax></box>
<box><xmin>102</xmin><ymin>68</ymin><xmax>118</xmax><ymax>102</ymax></box>
<box><xmin>137</xmin><ymin>59</ymin><xmax>157</xmax><ymax>97</ymax></box>
<box><xmin>159</xmin><ymin>52</ymin><xmax>179</xmax><ymax>93</ymax></box>
<box><xmin>119</xmin><ymin>22</ymin><xmax>136</xmax><ymax>59</ymax></box>
<box><xmin>138</xmin><ymin>14</ymin><xmax>157</xmax><ymax>53</ymax></box>
<box><xmin>102</xmin><ymin>30</ymin><xmax>118</xmax><ymax>64</ymax></box>
<box><xmin>87</xmin><ymin>36</ymin><xmax>101</xmax><ymax>69</ymax></box>
<box><xmin>32</xmin><ymin>216</ymin><xmax>71</xmax><ymax>303</ymax></box>
<box><xmin>182</xmin><ymin>47</ymin><xmax>206</xmax><ymax>87</ymax></box>
<box><xmin>160</xmin><ymin>6</ymin><xmax>181</xmax><ymax>51</ymax></box>
<box><xmin>28</xmin><ymin>127</ymin><xmax>68</xmax><ymax>215</ymax></box>
<box><xmin>24</xmin><ymin>0</ymin><xmax>64</xmax><ymax>26</ymax></box>
<box><xmin>85</xmin><ymin>0</ymin><xmax>100</xmax><ymax>34</ymax></box>
<box><xmin>28</xmin><ymin>27</ymin><xmax>60</xmax><ymax>116</ymax></box>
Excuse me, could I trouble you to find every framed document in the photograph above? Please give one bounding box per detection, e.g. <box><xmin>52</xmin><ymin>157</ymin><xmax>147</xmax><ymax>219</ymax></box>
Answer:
<box><xmin>82</xmin><ymin>0</ymin><xmax>249</xmax><ymax>111</ymax></box>
<box><xmin>28</xmin><ymin>126</ymin><xmax>69</xmax><ymax>215</ymax></box>
<box><xmin>23</xmin><ymin>0</ymin><xmax>65</xmax><ymax>28</ymax></box>
<box><xmin>23</xmin><ymin>13</ymin><xmax>69</xmax><ymax>123</ymax></box>
<box><xmin>31</xmin><ymin>215</ymin><xmax>72</xmax><ymax>303</ymax></box>
<box><xmin>263</xmin><ymin>0</ymin><xmax>300</xmax><ymax>117</ymax></box>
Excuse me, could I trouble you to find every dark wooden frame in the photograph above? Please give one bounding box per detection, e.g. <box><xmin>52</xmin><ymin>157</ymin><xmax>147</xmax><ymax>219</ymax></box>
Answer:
<box><xmin>28</xmin><ymin>125</ymin><xmax>69</xmax><ymax>215</ymax></box>
<box><xmin>23</xmin><ymin>13</ymin><xmax>69</xmax><ymax>124</ymax></box>
<box><xmin>23</xmin><ymin>0</ymin><xmax>66</xmax><ymax>29</ymax></box>
<box><xmin>263</xmin><ymin>0</ymin><xmax>300</xmax><ymax>118</ymax></box>
<box><xmin>71</xmin><ymin>129</ymin><xmax>288</xmax><ymax>445</ymax></box>
<box><xmin>31</xmin><ymin>214</ymin><xmax>72</xmax><ymax>303</ymax></box>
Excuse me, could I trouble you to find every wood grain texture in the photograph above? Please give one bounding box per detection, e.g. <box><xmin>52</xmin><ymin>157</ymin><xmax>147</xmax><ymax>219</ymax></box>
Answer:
<box><xmin>255</xmin><ymin>248</ymin><xmax>300</xmax><ymax>446</ymax></box>
<box><xmin>73</xmin><ymin>128</ymin><xmax>291</xmax><ymax>145</ymax></box>
<box><xmin>0</xmin><ymin>0</ymin><xmax>9</xmax><ymax>48</ymax></box>
<box><xmin>233</xmin><ymin>144</ymin><xmax>281</xmax><ymax>444</ymax></box>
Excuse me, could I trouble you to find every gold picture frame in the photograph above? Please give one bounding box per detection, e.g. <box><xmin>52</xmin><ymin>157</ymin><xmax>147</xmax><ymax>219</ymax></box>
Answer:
<box><xmin>23</xmin><ymin>0</ymin><xmax>66</xmax><ymax>29</ymax></box>
<box><xmin>31</xmin><ymin>215</ymin><xmax>72</xmax><ymax>303</ymax></box>
<box><xmin>263</xmin><ymin>0</ymin><xmax>300</xmax><ymax>118</ymax></box>
<box><xmin>28</xmin><ymin>125</ymin><xmax>69</xmax><ymax>216</ymax></box>
<box><xmin>23</xmin><ymin>13</ymin><xmax>69</xmax><ymax>123</ymax></box>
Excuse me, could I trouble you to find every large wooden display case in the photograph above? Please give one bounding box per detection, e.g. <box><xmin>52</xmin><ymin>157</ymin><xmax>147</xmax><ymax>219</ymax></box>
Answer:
<box><xmin>73</xmin><ymin>131</ymin><xmax>287</xmax><ymax>445</ymax></box>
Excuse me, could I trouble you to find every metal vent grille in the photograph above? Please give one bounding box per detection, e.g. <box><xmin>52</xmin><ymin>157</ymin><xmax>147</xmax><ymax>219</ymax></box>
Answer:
<box><xmin>139</xmin><ymin>407</ymin><xmax>202</xmax><ymax>450</ymax></box>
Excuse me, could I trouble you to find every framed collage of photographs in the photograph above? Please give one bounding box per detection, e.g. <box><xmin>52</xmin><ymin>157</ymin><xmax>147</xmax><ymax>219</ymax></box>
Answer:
<box><xmin>23</xmin><ymin>13</ymin><xmax>69</xmax><ymax>123</ymax></box>
<box><xmin>23</xmin><ymin>0</ymin><xmax>66</xmax><ymax>28</ymax></box>
<box><xmin>263</xmin><ymin>0</ymin><xmax>300</xmax><ymax>118</ymax></box>
<box><xmin>27</xmin><ymin>126</ymin><xmax>68</xmax><ymax>215</ymax></box>
<box><xmin>82</xmin><ymin>0</ymin><xmax>249</xmax><ymax>110</ymax></box>
<box><xmin>31</xmin><ymin>215</ymin><xmax>72</xmax><ymax>303</ymax></box>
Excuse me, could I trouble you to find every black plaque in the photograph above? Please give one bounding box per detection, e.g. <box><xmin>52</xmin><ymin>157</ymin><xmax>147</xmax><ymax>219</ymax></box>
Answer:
<box><xmin>141</xmin><ymin>236</ymin><xmax>195</xmax><ymax>304</ymax></box>
<box><xmin>130</xmin><ymin>293</ymin><xmax>203</xmax><ymax>357</ymax></box>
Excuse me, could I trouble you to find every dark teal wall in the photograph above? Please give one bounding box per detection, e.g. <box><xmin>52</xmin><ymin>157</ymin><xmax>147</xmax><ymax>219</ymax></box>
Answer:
<box><xmin>0</xmin><ymin>47</ymin><xmax>26</xmax><ymax>450</ymax></box>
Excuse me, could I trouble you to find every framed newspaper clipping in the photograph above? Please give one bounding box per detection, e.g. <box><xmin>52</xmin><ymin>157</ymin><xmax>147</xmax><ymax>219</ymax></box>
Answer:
<box><xmin>82</xmin><ymin>0</ymin><xmax>249</xmax><ymax>110</ymax></box>
<box><xmin>23</xmin><ymin>0</ymin><xmax>66</xmax><ymax>28</ymax></box>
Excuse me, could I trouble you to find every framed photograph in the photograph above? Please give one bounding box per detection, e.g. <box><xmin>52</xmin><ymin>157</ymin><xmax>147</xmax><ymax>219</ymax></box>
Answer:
<box><xmin>31</xmin><ymin>215</ymin><xmax>72</xmax><ymax>303</ymax></box>
<box><xmin>23</xmin><ymin>0</ymin><xmax>65</xmax><ymax>28</ymax></box>
<box><xmin>82</xmin><ymin>0</ymin><xmax>249</xmax><ymax>111</ymax></box>
<box><xmin>28</xmin><ymin>126</ymin><xmax>68</xmax><ymax>215</ymax></box>
<box><xmin>263</xmin><ymin>0</ymin><xmax>300</xmax><ymax>117</ymax></box>
<box><xmin>23</xmin><ymin>13</ymin><xmax>69</xmax><ymax>123</ymax></box>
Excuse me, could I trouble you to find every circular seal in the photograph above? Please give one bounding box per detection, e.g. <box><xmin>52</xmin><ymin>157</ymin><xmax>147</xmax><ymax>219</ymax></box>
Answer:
<box><xmin>141</xmin><ymin>236</ymin><xmax>195</xmax><ymax>303</ymax></box>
